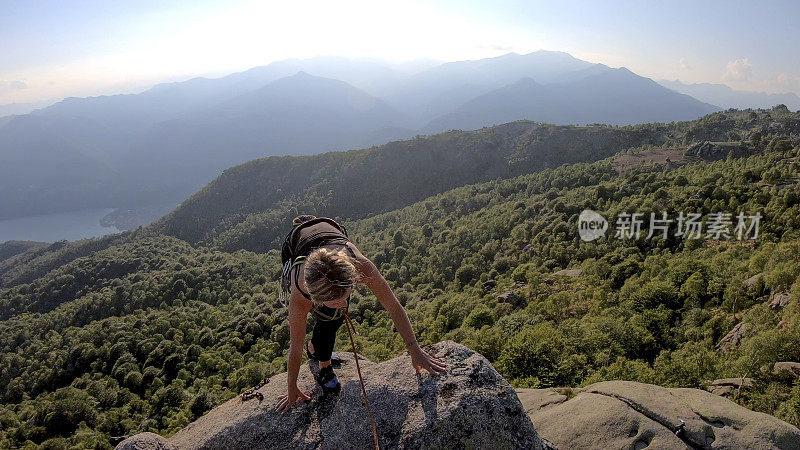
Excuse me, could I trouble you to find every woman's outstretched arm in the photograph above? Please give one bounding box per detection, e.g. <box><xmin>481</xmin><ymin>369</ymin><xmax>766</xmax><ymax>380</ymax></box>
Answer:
<box><xmin>276</xmin><ymin>270</ymin><xmax>312</xmax><ymax>413</ymax></box>
<box><xmin>346</xmin><ymin>243</ymin><xmax>447</xmax><ymax>375</ymax></box>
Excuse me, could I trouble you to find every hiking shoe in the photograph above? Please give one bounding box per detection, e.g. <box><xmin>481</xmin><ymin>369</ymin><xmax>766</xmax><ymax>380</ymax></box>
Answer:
<box><xmin>316</xmin><ymin>365</ymin><xmax>341</xmax><ymax>394</ymax></box>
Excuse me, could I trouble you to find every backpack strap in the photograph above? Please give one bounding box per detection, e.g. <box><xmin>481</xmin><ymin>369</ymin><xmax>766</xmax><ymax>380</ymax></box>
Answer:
<box><xmin>282</xmin><ymin>217</ymin><xmax>348</xmax><ymax>266</ymax></box>
<box><xmin>291</xmin><ymin>256</ymin><xmax>312</xmax><ymax>301</ymax></box>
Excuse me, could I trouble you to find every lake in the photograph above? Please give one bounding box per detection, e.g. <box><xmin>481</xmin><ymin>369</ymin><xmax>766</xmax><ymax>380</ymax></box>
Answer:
<box><xmin>0</xmin><ymin>208</ymin><xmax>121</xmax><ymax>243</ymax></box>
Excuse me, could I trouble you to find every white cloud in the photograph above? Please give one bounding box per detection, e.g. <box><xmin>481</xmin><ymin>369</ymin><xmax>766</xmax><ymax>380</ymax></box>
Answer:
<box><xmin>679</xmin><ymin>57</ymin><xmax>690</xmax><ymax>70</ymax></box>
<box><xmin>773</xmin><ymin>73</ymin><xmax>800</xmax><ymax>93</ymax></box>
<box><xmin>0</xmin><ymin>79</ymin><xmax>29</xmax><ymax>90</ymax></box>
<box><xmin>723</xmin><ymin>58</ymin><xmax>753</xmax><ymax>82</ymax></box>
<box><xmin>777</xmin><ymin>73</ymin><xmax>800</xmax><ymax>87</ymax></box>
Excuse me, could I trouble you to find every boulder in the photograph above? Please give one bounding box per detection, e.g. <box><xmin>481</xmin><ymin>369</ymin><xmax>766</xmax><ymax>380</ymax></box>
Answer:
<box><xmin>516</xmin><ymin>388</ymin><xmax>568</xmax><ymax>413</ymax></box>
<box><xmin>115</xmin><ymin>432</ymin><xmax>175</xmax><ymax>450</ymax></box>
<box><xmin>552</xmin><ymin>268</ymin><xmax>583</xmax><ymax>277</ymax></box>
<box><xmin>705</xmin><ymin>378</ymin><xmax>754</xmax><ymax>398</ymax></box>
<box><xmin>716</xmin><ymin>322</ymin><xmax>747</xmax><ymax>352</ymax></box>
<box><xmin>496</xmin><ymin>290</ymin><xmax>524</xmax><ymax>308</ymax></box>
<box><xmin>119</xmin><ymin>341</ymin><xmax>546</xmax><ymax>450</ymax></box>
<box><xmin>524</xmin><ymin>381</ymin><xmax>800</xmax><ymax>449</ymax></box>
<box><xmin>744</xmin><ymin>273</ymin><xmax>762</xmax><ymax>287</ymax></box>
<box><xmin>774</xmin><ymin>362</ymin><xmax>800</xmax><ymax>378</ymax></box>
<box><xmin>769</xmin><ymin>293</ymin><xmax>792</xmax><ymax>310</ymax></box>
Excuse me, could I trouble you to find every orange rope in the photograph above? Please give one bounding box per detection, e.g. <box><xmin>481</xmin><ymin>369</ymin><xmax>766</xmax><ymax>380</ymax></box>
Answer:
<box><xmin>343</xmin><ymin>311</ymin><xmax>379</xmax><ymax>450</ymax></box>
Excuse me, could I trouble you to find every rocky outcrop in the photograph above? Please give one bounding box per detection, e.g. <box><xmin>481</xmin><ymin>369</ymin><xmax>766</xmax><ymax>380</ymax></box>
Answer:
<box><xmin>685</xmin><ymin>141</ymin><xmax>747</xmax><ymax>160</ymax></box>
<box><xmin>117</xmin><ymin>345</ymin><xmax>800</xmax><ymax>449</ymax></box>
<box><xmin>705</xmin><ymin>378</ymin><xmax>754</xmax><ymax>398</ymax></box>
<box><xmin>496</xmin><ymin>290</ymin><xmax>524</xmax><ymax>308</ymax></box>
<box><xmin>769</xmin><ymin>292</ymin><xmax>792</xmax><ymax>310</ymax></box>
<box><xmin>774</xmin><ymin>362</ymin><xmax>800</xmax><ymax>378</ymax></box>
<box><xmin>744</xmin><ymin>273</ymin><xmax>762</xmax><ymax>288</ymax></box>
<box><xmin>516</xmin><ymin>388</ymin><xmax>569</xmax><ymax>413</ymax></box>
<box><xmin>716</xmin><ymin>322</ymin><xmax>747</xmax><ymax>352</ymax></box>
<box><xmin>117</xmin><ymin>341</ymin><xmax>546</xmax><ymax>450</ymax></box>
<box><xmin>552</xmin><ymin>268</ymin><xmax>583</xmax><ymax>277</ymax></box>
<box><xmin>522</xmin><ymin>381</ymin><xmax>800</xmax><ymax>449</ymax></box>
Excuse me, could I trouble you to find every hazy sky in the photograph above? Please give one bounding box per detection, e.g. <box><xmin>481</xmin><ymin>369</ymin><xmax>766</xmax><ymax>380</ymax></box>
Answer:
<box><xmin>1</xmin><ymin>0</ymin><xmax>798</xmax><ymax>105</ymax></box>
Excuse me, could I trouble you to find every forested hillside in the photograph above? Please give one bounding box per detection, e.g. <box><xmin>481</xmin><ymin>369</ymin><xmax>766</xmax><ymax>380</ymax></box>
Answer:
<box><xmin>151</xmin><ymin>120</ymin><xmax>668</xmax><ymax>249</ymax></box>
<box><xmin>153</xmin><ymin>107</ymin><xmax>795</xmax><ymax>254</ymax></box>
<box><xmin>1</xmin><ymin>107</ymin><xmax>800</xmax><ymax>448</ymax></box>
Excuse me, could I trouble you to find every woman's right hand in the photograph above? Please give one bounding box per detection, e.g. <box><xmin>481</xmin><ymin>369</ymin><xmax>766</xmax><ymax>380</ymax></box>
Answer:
<box><xmin>275</xmin><ymin>384</ymin><xmax>310</xmax><ymax>414</ymax></box>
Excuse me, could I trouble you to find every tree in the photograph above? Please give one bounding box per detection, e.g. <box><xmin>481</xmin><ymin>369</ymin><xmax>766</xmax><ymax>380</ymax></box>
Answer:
<box><xmin>455</xmin><ymin>264</ymin><xmax>479</xmax><ymax>287</ymax></box>
<box><xmin>497</xmin><ymin>323</ymin><xmax>565</xmax><ymax>386</ymax></box>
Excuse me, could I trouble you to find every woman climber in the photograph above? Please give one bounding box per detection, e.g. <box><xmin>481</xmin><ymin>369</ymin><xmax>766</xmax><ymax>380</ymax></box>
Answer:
<box><xmin>275</xmin><ymin>215</ymin><xmax>446</xmax><ymax>413</ymax></box>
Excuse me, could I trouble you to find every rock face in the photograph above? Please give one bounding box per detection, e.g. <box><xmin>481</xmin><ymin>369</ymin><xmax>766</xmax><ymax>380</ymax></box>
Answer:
<box><xmin>522</xmin><ymin>381</ymin><xmax>800</xmax><ymax>449</ymax></box>
<box><xmin>115</xmin><ymin>432</ymin><xmax>175</xmax><ymax>450</ymax></box>
<box><xmin>118</xmin><ymin>341</ymin><xmax>546</xmax><ymax>450</ymax></box>
<box><xmin>116</xmin><ymin>345</ymin><xmax>800</xmax><ymax>450</ymax></box>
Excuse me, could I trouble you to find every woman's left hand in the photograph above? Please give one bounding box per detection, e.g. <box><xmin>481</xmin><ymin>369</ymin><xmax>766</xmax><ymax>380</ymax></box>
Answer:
<box><xmin>409</xmin><ymin>344</ymin><xmax>448</xmax><ymax>375</ymax></box>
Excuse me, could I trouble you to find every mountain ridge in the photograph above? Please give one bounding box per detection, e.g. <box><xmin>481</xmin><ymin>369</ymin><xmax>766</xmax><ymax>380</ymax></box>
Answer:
<box><xmin>423</xmin><ymin>66</ymin><xmax>718</xmax><ymax>133</ymax></box>
<box><xmin>1</xmin><ymin>51</ymin><xmax>722</xmax><ymax>224</ymax></box>
<box><xmin>660</xmin><ymin>79</ymin><xmax>800</xmax><ymax>111</ymax></box>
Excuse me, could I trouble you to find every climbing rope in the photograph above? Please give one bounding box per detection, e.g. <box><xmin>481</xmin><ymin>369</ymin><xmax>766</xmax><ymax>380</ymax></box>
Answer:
<box><xmin>343</xmin><ymin>311</ymin><xmax>380</xmax><ymax>450</ymax></box>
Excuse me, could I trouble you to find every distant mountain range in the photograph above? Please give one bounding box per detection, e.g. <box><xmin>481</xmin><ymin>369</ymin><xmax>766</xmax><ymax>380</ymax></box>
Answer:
<box><xmin>0</xmin><ymin>99</ymin><xmax>54</xmax><ymax>119</ymax></box>
<box><xmin>424</xmin><ymin>67</ymin><xmax>715</xmax><ymax>133</ymax></box>
<box><xmin>659</xmin><ymin>80</ymin><xmax>800</xmax><ymax>111</ymax></box>
<box><xmin>0</xmin><ymin>51</ymin><xmax>721</xmax><ymax>224</ymax></box>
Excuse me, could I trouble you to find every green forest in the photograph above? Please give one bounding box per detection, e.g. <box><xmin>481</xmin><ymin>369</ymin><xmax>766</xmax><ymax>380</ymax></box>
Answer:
<box><xmin>2</xmin><ymin>107</ymin><xmax>800</xmax><ymax>448</ymax></box>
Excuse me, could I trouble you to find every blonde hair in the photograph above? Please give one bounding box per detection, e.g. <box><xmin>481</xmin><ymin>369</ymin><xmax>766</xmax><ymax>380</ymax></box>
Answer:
<box><xmin>304</xmin><ymin>247</ymin><xmax>358</xmax><ymax>305</ymax></box>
